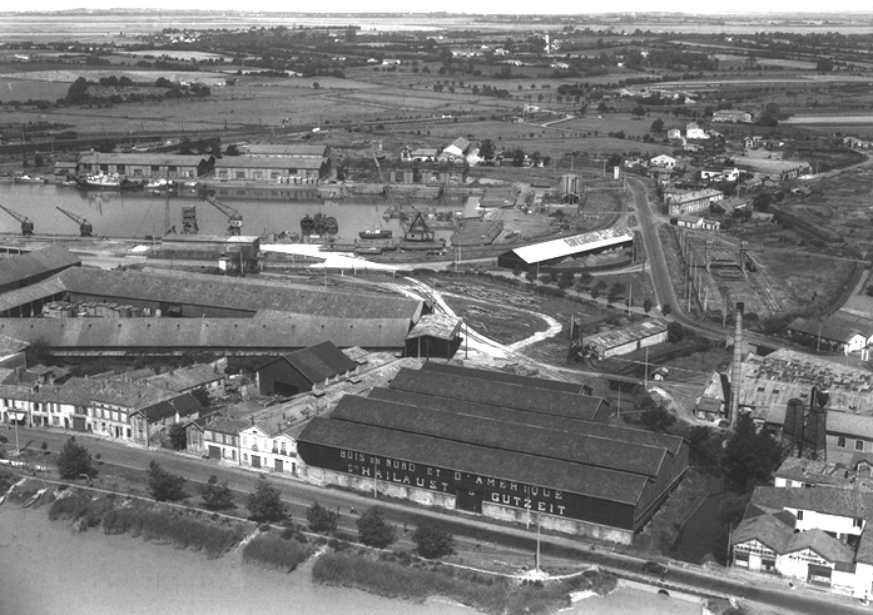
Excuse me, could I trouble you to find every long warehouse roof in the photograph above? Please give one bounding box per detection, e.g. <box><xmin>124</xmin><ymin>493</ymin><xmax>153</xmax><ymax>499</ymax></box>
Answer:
<box><xmin>506</xmin><ymin>227</ymin><xmax>634</xmax><ymax>265</ymax></box>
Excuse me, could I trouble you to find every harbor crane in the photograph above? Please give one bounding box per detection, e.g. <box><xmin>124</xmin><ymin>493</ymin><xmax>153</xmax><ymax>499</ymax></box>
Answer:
<box><xmin>203</xmin><ymin>196</ymin><xmax>242</xmax><ymax>236</ymax></box>
<box><xmin>56</xmin><ymin>207</ymin><xmax>93</xmax><ymax>237</ymax></box>
<box><xmin>0</xmin><ymin>204</ymin><xmax>34</xmax><ymax>236</ymax></box>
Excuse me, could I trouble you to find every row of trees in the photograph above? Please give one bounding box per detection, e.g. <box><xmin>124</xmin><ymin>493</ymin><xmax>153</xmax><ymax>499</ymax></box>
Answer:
<box><xmin>57</xmin><ymin>438</ymin><xmax>454</xmax><ymax>559</ymax></box>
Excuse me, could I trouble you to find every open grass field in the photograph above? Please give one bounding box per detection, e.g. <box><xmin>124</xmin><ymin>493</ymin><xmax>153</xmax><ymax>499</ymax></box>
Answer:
<box><xmin>0</xmin><ymin>77</ymin><xmax>68</xmax><ymax>102</ymax></box>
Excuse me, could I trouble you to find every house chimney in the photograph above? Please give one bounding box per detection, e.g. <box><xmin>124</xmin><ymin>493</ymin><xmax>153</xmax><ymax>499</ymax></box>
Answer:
<box><xmin>729</xmin><ymin>302</ymin><xmax>744</xmax><ymax>428</ymax></box>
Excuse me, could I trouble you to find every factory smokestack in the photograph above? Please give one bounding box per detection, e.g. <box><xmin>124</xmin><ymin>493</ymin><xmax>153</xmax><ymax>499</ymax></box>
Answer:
<box><xmin>730</xmin><ymin>302</ymin><xmax>744</xmax><ymax>427</ymax></box>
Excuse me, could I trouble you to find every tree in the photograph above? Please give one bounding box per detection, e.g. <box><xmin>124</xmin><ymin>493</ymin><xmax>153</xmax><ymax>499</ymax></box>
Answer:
<box><xmin>57</xmin><ymin>437</ymin><xmax>96</xmax><ymax>480</ymax></box>
<box><xmin>643</xmin><ymin>298</ymin><xmax>653</xmax><ymax>313</ymax></box>
<box><xmin>661</xmin><ymin>303</ymin><xmax>672</xmax><ymax>317</ymax></box>
<box><xmin>24</xmin><ymin>336</ymin><xmax>51</xmax><ymax>366</ymax></box>
<box><xmin>607</xmin><ymin>282</ymin><xmax>624</xmax><ymax>304</ymax></box>
<box><xmin>147</xmin><ymin>460</ymin><xmax>187</xmax><ymax>502</ymax></box>
<box><xmin>650</xmin><ymin>118</ymin><xmax>664</xmax><ymax>133</ymax></box>
<box><xmin>722</xmin><ymin>413</ymin><xmax>784</xmax><ymax>490</ymax></box>
<box><xmin>667</xmin><ymin>321</ymin><xmax>685</xmax><ymax>343</ymax></box>
<box><xmin>590</xmin><ymin>279</ymin><xmax>607</xmax><ymax>300</ymax></box>
<box><xmin>479</xmin><ymin>138</ymin><xmax>495</xmax><ymax>162</ymax></box>
<box><xmin>224</xmin><ymin>144</ymin><xmax>241</xmax><ymax>157</ymax></box>
<box><xmin>757</xmin><ymin>103</ymin><xmax>781</xmax><ymax>127</ymax></box>
<box><xmin>597</xmin><ymin>102</ymin><xmax>609</xmax><ymax>113</ymax></box>
<box><xmin>753</xmin><ymin>192</ymin><xmax>772</xmax><ymax>212</ymax></box>
<box><xmin>247</xmin><ymin>475</ymin><xmax>288</xmax><ymax>522</ymax></box>
<box><xmin>640</xmin><ymin>405</ymin><xmax>676</xmax><ymax>433</ymax></box>
<box><xmin>168</xmin><ymin>423</ymin><xmax>187</xmax><ymax>451</ymax></box>
<box><xmin>356</xmin><ymin>506</ymin><xmax>396</xmax><ymax>548</ymax></box>
<box><xmin>65</xmin><ymin>77</ymin><xmax>88</xmax><ymax>104</ymax></box>
<box><xmin>631</xmin><ymin>105</ymin><xmax>646</xmax><ymax>118</ymax></box>
<box><xmin>200</xmin><ymin>475</ymin><xmax>235</xmax><ymax>510</ymax></box>
<box><xmin>190</xmin><ymin>387</ymin><xmax>210</xmax><ymax>408</ymax></box>
<box><xmin>306</xmin><ymin>501</ymin><xmax>340</xmax><ymax>533</ymax></box>
<box><xmin>577</xmin><ymin>271</ymin><xmax>593</xmax><ymax>288</ymax></box>
<box><xmin>412</xmin><ymin>522</ymin><xmax>455</xmax><ymax>559</ymax></box>
<box><xmin>816</xmin><ymin>58</ymin><xmax>834</xmax><ymax>72</ymax></box>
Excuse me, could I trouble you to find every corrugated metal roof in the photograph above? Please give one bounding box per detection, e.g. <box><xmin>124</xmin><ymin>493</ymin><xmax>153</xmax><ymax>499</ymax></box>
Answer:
<box><xmin>78</xmin><ymin>153</ymin><xmax>211</xmax><ymax>167</ymax></box>
<box><xmin>507</xmin><ymin>227</ymin><xmax>635</xmax><ymax>265</ymax></box>
<box><xmin>54</xmin><ymin>267</ymin><xmax>421</xmax><ymax>321</ymax></box>
<box><xmin>422</xmin><ymin>362</ymin><xmax>590</xmax><ymax>395</ymax></box>
<box><xmin>299</xmin><ymin>417</ymin><xmax>647</xmax><ymax>504</ymax></box>
<box><xmin>369</xmin><ymin>387</ymin><xmax>684</xmax><ymax>456</ymax></box>
<box><xmin>0</xmin><ymin>316</ymin><xmax>412</xmax><ymax>353</ymax></box>
<box><xmin>214</xmin><ymin>156</ymin><xmax>324</xmax><ymax>170</ymax></box>
<box><xmin>586</xmin><ymin>319</ymin><xmax>669</xmax><ymax>351</ymax></box>
<box><xmin>389</xmin><ymin>367</ymin><xmax>607</xmax><ymax>422</ymax></box>
<box><xmin>330</xmin><ymin>395</ymin><xmax>666</xmax><ymax>478</ymax></box>
<box><xmin>0</xmin><ymin>246</ymin><xmax>80</xmax><ymax>291</ymax></box>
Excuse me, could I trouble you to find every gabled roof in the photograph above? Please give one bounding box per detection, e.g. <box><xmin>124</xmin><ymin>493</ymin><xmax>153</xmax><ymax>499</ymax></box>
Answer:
<box><xmin>298</xmin><ymin>417</ymin><xmax>647</xmax><ymax>505</ymax></box>
<box><xmin>330</xmin><ymin>395</ymin><xmax>666</xmax><ymax>478</ymax></box>
<box><xmin>751</xmin><ymin>485</ymin><xmax>873</xmax><ymax>520</ymax></box>
<box><xmin>785</xmin><ymin>528</ymin><xmax>855</xmax><ymax>564</ymax></box>
<box><xmin>0</xmin><ymin>334</ymin><xmax>29</xmax><ymax>356</ymax></box>
<box><xmin>406</xmin><ymin>314</ymin><xmax>462</xmax><ymax>341</ymax></box>
<box><xmin>242</xmin><ymin>144</ymin><xmax>328</xmax><ymax>157</ymax></box>
<box><xmin>789</xmin><ymin>313</ymin><xmax>873</xmax><ymax>344</ymax></box>
<box><xmin>205</xmin><ymin>415</ymin><xmax>249</xmax><ymax>435</ymax></box>
<box><xmin>261</xmin><ymin>340</ymin><xmax>357</xmax><ymax>385</ymax></box>
<box><xmin>731</xmin><ymin>510</ymin><xmax>793</xmax><ymax>553</ymax></box>
<box><xmin>421</xmin><ymin>362</ymin><xmax>593</xmax><ymax>395</ymax></box>
<box><xmin>78</xmin><ymin>153</ymin><xmax>211</xmax><ymax>167</ymax></box>
<box><xmin>505</xmin><ymin>227</ymin><xmax>634</xmax><ymax>265</ymax></box>
<box><xmin>0</xmin><ymin>246</ymin><xmax>80</xmax><ymax>290</ymax></box>
<box><xmin>90</xmin><ymin>381</ymin><xmax>180</xmax><ymax>409</ymax></box>
<box><xmin>131</xmin><ymin>392</ymin><xmax>202</xmax><ymax>423</ymax></box>
<box><xmin>214</xmin><ymin>156</ymin><xmax>325</xmax><ymax>170</ymax></box>
<box><xmin>147</xmin><ymin>363</ymin><xmax>224</xmax><ymax>392</ymax></box>
<box><xmin>388</xmin><ymin>367</ymin><xmax>608</xmax><ymax>422</ymax></box>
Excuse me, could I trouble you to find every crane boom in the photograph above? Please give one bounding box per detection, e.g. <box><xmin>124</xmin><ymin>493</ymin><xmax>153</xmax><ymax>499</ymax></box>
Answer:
<box><xmin>204</xmin><ymin>196</ymin><xmax>243</xmax><ymax>236</ymax></box>
<box><xmin>0</xmin><ymin>204</ymin><xmax>34</xmax><ymax>236</ymax></box>
<box><xmin>56</xmin><ymin>207</ymin><xmax>93</xmax><ymax>237</ymax></box>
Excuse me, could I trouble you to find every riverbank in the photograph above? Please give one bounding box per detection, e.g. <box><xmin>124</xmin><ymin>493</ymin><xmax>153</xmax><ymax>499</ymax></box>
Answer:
<box><xmin>0</xmin><ymin>494</ymin><xmax>703</xmax><ymax>615</ymax></box>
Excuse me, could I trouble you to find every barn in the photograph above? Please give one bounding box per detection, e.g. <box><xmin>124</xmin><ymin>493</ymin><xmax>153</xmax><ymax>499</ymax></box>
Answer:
<box><xmin>497</xmin><ymin>227</ymin><xmax>635</xmax><ymax>272</ymax></box>
<box><xmin>297</xmin><ymin>364</ymin><xmax>688</xmax><ymax>543</ymax></box>
<box><xmin>256</xmin><ymin>341</ymin><xmax>358</xmax><ymax>396</ymax></box>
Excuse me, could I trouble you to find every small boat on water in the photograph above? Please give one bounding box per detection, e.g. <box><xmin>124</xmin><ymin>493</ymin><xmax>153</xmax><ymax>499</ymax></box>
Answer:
<box><xmin>359</xmin><ymin>228</ymin><xmax>393</xmax><ymax>240</ymax></box>
<box><xmin>81</xmin><ymin>173</ymin><xmax>141</xmax><ymax>191</ymax></box>
<box><xmin>300</xmin><ymin>214</ymin><xmax>315</xmax><ymax>234</ymax></box>
<box><xmin>14</xmin><ymin>174</ymin><xmax>48</xmax><ymax>184</ymax></box>
<box><xmin>145</xmin><ymin>178</ymin><xmax>175</xmax><ymax>190</ymax></box>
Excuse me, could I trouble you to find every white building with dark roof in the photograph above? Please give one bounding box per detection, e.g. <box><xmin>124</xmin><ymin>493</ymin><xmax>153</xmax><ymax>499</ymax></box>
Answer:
<box><xmin>584</xmin><ymin>320</ymin><xmax>669</xmax><ymax>360</ymax></box>
<box><xmin>497</xmin><ymin>227</ymin><xmax>635</xmax><ymax>272</ymax></box>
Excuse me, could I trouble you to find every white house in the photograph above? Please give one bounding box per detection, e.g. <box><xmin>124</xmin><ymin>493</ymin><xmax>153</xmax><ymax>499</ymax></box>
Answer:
<box><xmin>686</xmin><ymin>122</ymin><xmax>709</xmax><ymax>140</ymax></box>
<box><xmin>732</xmin><ymin>486</ymin><xmax>873</xmax><ymax>598</ymax></box>
<box><xmin>240</xmin><ymin>415</ymin><xmax>305</xmax><ymax>476</ymax></box>
<box><xmin>650</xmin><ymin>154</ymin><xmax>677</xmax><ymax>169</ymax></box>
<box><xmin>202</xmin><ymin>415</ymin><xmax>247</xmax><ymax>463</ymax></box>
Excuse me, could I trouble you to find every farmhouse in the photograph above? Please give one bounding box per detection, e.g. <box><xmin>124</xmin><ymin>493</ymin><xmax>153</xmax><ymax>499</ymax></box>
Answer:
<box><xmin>712</xmin><ymin>109</ymin><xmax>753</xmax><ymax>123</ymax></box>
<box><xmin>297</xmin><ymin>364</ymin><xmax>687</xmax><ymax>543</ymax></box>
<box><xmin>497</xmin><ymin>227</ymin><xmax>635</xmax><ymax>272</ymax></box>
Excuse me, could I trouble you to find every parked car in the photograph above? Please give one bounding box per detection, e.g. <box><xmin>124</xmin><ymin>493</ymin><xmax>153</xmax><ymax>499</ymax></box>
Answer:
<box><xmin>642</xmin><ymin>561</ymin><xmax>668</xmax><ymax>576</ymax></box>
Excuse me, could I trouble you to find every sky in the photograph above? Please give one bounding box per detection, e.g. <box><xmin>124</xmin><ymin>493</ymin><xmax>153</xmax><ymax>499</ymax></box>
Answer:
<box><xmin>7</xmin><ymin>1</ymin><xmax>873</xmax><ymax>15</ymax></box>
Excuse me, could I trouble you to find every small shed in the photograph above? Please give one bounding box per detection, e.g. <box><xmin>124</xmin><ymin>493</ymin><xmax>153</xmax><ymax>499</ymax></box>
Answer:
<box><xmin>405</xmin><ymin>313</ymin><xmax>462</xmax><ymax>359</ymax></box>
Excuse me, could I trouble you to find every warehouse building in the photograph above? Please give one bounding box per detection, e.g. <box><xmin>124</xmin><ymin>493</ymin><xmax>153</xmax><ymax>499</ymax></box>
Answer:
<box><xmin>497</xmin><ymin>227</ymin><xmax>635</xmax><ymax>272</ymax></box>
<box><xmin>298</xmin><ymin>365</ymin><xmax>687</xmax><ymax>543</ymax></box>
<box><xmin>77</xmin><ymin>153</ymin><xmax>214</xmax><ymax>179</ymax></box>
<box><xmin>256</xmin><ymin>340</ymin><xmax>358</xmax><ymax>396</ymax></box>
<box><xmin>0</xmin><ymin>246</ymin><xmax>81</xmax><ymax>295</ymax></box>
<box><xmin>214</xmin><ymin>156</ymin><xmax>330</xmax><ymax>182</ymax></box>
<box><xmin>585</xmin><ymin>320</ymin><xmax>670</xmax><ymax>360</ymax></box>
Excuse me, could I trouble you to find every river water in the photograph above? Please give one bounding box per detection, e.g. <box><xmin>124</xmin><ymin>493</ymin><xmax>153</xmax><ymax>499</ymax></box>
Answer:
<box><xmin>0</xmin><ymin>183</ymin><xmax>466</xmax><ymax>243</ymax></box>
<box><xmin>0</xmin><ymin>503</ymin><xmax>700</xmax><ymax>615</ymax></box>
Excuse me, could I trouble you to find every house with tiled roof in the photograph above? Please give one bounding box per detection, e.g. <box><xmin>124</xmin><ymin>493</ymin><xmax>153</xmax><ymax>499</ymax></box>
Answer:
<box><xmin>148</xmin><ymin>363</ymin><xmax>226</xmax><ymax>398</ymax></box>
<box><xmin>732</xmin><ymin>486</ymin><xmax>873</xmax><ymax>597</ymax></box>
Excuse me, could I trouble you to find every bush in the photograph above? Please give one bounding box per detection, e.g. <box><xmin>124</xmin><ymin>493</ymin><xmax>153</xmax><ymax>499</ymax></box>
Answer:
<box><xmin>48</xmin><ymin>491</ymin><xmax>113</xmax><ymax>529</ymax></box>
<box><xmin>200</xmin><ymin>475</ymin><xmax>235</xmax><ymax>510</ymax></box>
<box><xmin>102</xmin><ymin>508</ymin><xmax>244</xmax><ymax>558</ymax></box>
<box><xmin>243</xmin><ymin>533</ymin><xmax>314</xmax><ymax>572</ymax></box>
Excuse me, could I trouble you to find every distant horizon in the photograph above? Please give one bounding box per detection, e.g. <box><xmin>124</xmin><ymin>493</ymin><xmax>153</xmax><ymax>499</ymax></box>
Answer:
<box><xmin>4</xmin><ymin>4</ymin><xmax>873</xmax><ymax>16</ymax></box>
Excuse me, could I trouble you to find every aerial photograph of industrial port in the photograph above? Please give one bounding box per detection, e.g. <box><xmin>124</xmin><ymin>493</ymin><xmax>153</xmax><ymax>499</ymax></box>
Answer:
<box><xmin>4</xmin><ymin>3</ymin><xmax>873</xmax><ymax>615</ymax></box>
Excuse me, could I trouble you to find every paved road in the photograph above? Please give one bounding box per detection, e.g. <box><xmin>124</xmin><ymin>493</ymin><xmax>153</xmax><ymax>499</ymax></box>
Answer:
<box><xmin>5</xmin><ymin>425</ymin><xmax>870</xmax><ymax>614</ymax></box>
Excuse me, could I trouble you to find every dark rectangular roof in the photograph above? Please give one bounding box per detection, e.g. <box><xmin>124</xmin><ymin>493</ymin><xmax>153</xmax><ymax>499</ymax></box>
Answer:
<box><xmin>0</xmin><ymin>246</ymin><xmax>80</xmax><ymax>290</ymax></box>
<box><xmin>368</xmin><ymin>387</ymin><xmax>684</xmax><ymax>457</ymax></box>
<box><xmin>389</xmin><ymin>367</ymin><xmax>607</xmax><ymax>422</ymax></box>
<box><xmin>78</xmin><ymin>153</ymin><xmax>210</xmax><ymax>167</ymax></box>
<box><xmin>0</xmin><ymin>316</ymin><xmax>412</xmax><ymax>354</ymax></box>
<box><xmin>421</xmin><ymin>361</ymin><xmax>591</xmax><ymax>394</ymax></box>
<box><xmin>214</xmin><ymin>156</ymin><xmax>325</xmax><ymax>170</ymax></box>
<box><xmin>751</xmin><ymin>485</ymin><xmax>873</xmax><ymax>520</ymax></box>
<box><xmin>264</xmin><ymin>340</ymin><xmax>358</xmax><ymax>384</ymax></box>
<box><xmin>56</xmin><ymin>267</ymin><xmax>422</xmax><ymax>321</ymax></box>
<box><xmin>298</xmin><ymin>417</ymin><xmax>647</xmax><ymax>505</ymax></box>
<box><xmin>132</xmin><ymin>392</ymin><xmax>202</xmax><ymax>423</ymax></box>
<box><xmin>330</xmin><ymin>395</ymin><xmax>665</xmax><ymax>478</ymax></box>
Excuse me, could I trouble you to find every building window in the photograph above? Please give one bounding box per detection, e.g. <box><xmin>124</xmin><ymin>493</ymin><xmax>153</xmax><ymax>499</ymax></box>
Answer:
<box><xmin>797</xmin><ymin>511</ymin><xmax>804</xmax><ymax>521</ymax></box>
<box><xmin>855</xmin><ymin>518</ymin><xmax>864</xmax><ymax>529</ymax></box>
<box><xmin>236</xmin><ymin>171</ymin><xmax>245</xmax><ymax>180</ymax></box>
<box><xmin>857</xmin><ymin>440</ymin><xmax>865</xmax><ymax>452</ymax></box>
<box><xmin>838</xmin><ymin>437</ymin><xmax>846</xmax><ymax>448</ymax></box>
<box><xmin>243</xmin><ymin>454</ymin><xmax>248</xmax><ymax>462</ymax></box>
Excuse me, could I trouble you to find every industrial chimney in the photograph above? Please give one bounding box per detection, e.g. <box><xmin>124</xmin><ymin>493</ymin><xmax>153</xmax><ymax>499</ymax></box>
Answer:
<box><xmin>729</xmin><ymin>302</ymin><xmax>744</xmax><ymax>427</ymax></box>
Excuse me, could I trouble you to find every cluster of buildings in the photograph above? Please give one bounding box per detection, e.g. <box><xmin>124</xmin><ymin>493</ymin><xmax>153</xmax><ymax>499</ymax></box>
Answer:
<box><xmin>74</xmin><ymin>144</ymin><xmax>332</xmax><ymax>184</ymax></box>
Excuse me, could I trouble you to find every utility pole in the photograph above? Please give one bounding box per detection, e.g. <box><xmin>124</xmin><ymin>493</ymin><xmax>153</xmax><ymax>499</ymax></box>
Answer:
<box><xmin>644</xmin><ymin>347</ymin><xmax>649</xmax><ymax>389</ymax></box>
